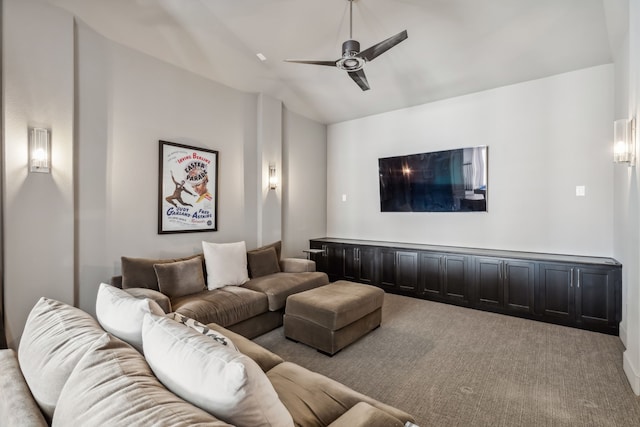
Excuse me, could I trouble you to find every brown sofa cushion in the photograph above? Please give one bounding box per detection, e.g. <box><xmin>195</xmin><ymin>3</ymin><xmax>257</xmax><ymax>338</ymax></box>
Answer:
<box><xmin>328</xmin><ymin>402</ymin><xmax>405</xmax><ymax>427</ymax></box>
<box><xmin>154</xmin><ymin>257</ymin><xmax>206</xmax><ymax>298</ymax></box>
<box><xmin>207</xmin><ymin>323</ymin><xmax>284</xmax><ymax>372</ymax></box>
<box><xmin>244</xmin><ymin>272</ymin><xmax>329</xmax><ymax>311</ymax></box>
<box><xmin>247</xmin><ymin>247</ymin><xmax>281</xmax><ymax>278</ymax></box>
<box><xmin>171</xmin><ymin>286</ymin><xmax>269</xmax><ymax>327</ymax></box>
<box><xmin>121</xmin><ymin>254</ymin><xmax>203</xmax><ymax>291</ymax></box>
<box><xmin>267</xmin><ymin>362</ymin><xmax>415</xmax><ymax>427</ymax></box>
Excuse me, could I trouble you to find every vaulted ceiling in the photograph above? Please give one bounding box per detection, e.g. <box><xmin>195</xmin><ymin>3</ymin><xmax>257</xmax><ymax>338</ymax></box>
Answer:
<box><xmin>44</xmin><ymin>0</ymin><xmax>624</xmax><ymax>124</ymax></box>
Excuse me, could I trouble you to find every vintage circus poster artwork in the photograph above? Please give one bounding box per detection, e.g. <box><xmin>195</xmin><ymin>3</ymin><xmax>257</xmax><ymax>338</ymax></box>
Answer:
<box><xmin>158</xmin><ymin>140</ymin><xmax>218</xmax><ymax>234</ymax></box>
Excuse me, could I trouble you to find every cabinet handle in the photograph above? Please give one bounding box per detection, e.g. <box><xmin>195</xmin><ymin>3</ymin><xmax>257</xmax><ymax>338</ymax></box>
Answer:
<box><xmin>498</xmin><ymin>261</ymin><xmax>502</xmax><ymax>281</ymax></box>
<box><xmin>576</xmin><ymin>268</ymin><xmax>580</xmax><ymax>288</ymax></box>
<box><xmin>570</xmin><ymin>268</ymin><xmax>574</xmax><ymax>288</ymax></box>
<box><xmin>322</xmin><ymin>245</ymin><xmax>327</xmax><ymax>257</ymax></box>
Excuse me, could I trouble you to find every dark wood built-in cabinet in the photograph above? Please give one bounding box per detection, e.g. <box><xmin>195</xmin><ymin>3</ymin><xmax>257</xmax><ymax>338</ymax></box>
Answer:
<box><xmin>310</xmin><ymin>238</ymin><xmax>622</xmax><ymax>335</ymax></box>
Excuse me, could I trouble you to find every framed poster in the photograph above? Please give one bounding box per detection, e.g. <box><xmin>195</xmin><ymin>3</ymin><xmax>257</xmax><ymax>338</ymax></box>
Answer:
<box><xmin>158</xmin><ymin>140</ymin><xmax>218</xmax><ymax>234</ymax></box>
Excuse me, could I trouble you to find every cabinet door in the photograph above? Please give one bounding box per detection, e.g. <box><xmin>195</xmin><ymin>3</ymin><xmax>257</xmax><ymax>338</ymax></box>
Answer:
<box><xmin>396</xmin><ymin>251</ymin><xmax>418</xmax><ymax>291</ymax></box>
<box><xmin>325</xmin><ymin>244</ymin><xmax>344</xmax><ymax>281</ymax></box>
<box><xmin>380</xmin><ymin>249</ymin><xmax>397</xmax><ymax>288</ymax></box>
<box><xmin>420</xmin><ymin>253</ymin><xmax>443</xmax><ymax>296</ymax></box>
<box><xmin>358</xmin><ymin>247</ymin><xmax>377</xmax><ymax>285</ymax></box>
<box><xmin>343</xmin><ymin>246</ymin><xmax>358</xmax><ymax>281</ymax></box>
<box><xmin>475</xmin><ymin>257</ymin><xmax>502</xmax><ymax>309</ymax></box>
<box><xmin>504</xmin><ymin>261</ymin><xmax>535</xmax><ymax>313</ymax></box>
<box><xmin>443</xmin><ymin>255</ymin><xmax>468</xmax><ymax>303</ymax></box>
<box><xmin>576</xmin><ymin>267</ymin><xmax>616</xmax><ymax>329</ymax></box>
<box><xmin>540</xmin><ymin>264</ymin><xmax>574</xmax><ymax>321</ymax></box>
<box><xmin>309</xmin><ymin>241</ymin><xmax>327</xmax><ymax>273</ymax></box>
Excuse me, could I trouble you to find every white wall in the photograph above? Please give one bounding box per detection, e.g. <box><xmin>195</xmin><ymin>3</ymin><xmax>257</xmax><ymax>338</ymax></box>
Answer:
<box><xmin>257</xmin><ymin>94</ymin><xmax>283</xmax><ymax>247</ymax></box>
<box><xmin>615</xmin><ymin>0</ymin><xmax>640</xmax><ymax>395</ymax></box>
<box><xmin>3</xmin><ymin>0</ymin><xmax>75</xmax><ymax>349</ymax></box>
<box><xmin>75</xmin><ymin>21</ymin><xmax>261</xmax><ymax>315</ymax></box>
<box><xmin>2</xmin><ymin>2</ymin><xmax>327</xmax><ymax>345</ymax></box>
<box><xmin>282</xmin><ymin>108</ymin><xmax>327</xmax><ymax>258</ymax></box>
<box><xmin>327</xmin><ymin>65</ymin><xmax>614</xmax><ymax>257</ymax></box>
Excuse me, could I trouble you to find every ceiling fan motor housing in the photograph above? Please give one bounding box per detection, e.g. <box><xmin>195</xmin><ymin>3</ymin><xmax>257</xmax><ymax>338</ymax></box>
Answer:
<box><xmin>337</xmin><ymin>39</ymin><xmax>366</xmax><ymax>71</ymax></box>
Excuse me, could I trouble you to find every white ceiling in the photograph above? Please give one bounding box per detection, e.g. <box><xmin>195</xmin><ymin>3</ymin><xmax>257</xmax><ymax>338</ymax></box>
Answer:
<box><xmin>44</xmin><ymin>0</ymin><xmax>621</xmax><ymax>124</ymax></box>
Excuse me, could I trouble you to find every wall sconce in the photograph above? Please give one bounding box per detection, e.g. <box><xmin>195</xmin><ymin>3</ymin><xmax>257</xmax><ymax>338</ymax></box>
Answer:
<box><xmin>269</xmin><ymin>163</ymin><xmax>277</xmax><ymax>190</ymax></box>
<box><xmin>29</xmin><ymin>127</ymin><xmax>51</xmax><ymax>173</ymax></box>
<box><xmin>613</xmin><ymin>118</ymin><xmax>636</xmax><ymax>165</ymax></box>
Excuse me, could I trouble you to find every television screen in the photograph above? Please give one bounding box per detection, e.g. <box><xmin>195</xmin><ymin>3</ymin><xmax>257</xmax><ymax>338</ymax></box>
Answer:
<box><xmin>378</xmin><ymin>146</ymin><xmax>488</xmax><ymax>212</ymax></box>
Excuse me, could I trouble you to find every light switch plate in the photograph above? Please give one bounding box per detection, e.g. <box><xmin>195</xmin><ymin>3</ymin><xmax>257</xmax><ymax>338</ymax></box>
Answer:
<box><xmin>576</xmin><ymin>186</ymin><xmax>586</xmax><ymax>197</ymax></box>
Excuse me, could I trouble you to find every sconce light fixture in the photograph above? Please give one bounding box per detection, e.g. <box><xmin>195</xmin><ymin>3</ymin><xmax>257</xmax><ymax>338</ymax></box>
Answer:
<box><xmin>29</xmin><ymin>127</ymin><xmax>51</xmax><ymax>173</ymax></box>
<box><xmin>269</xmin><ymin>163</ymin><xmax>277</xmax><ymax>190</ymax></box>
<box><xmin>613</xmin><ymin>118</ymin><xmax>636</xmax><ymax>166</ymax></box>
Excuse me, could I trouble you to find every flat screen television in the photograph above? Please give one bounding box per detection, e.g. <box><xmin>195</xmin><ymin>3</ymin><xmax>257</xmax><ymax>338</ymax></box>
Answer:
<box><xmin>378</xmin><ymin>146</ymin><xmax>488</xmax><ymax>212</ymax></box>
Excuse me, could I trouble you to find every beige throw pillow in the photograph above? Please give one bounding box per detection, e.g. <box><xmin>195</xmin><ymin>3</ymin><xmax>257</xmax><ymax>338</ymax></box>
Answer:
<box><xmin>95</xmin><ymin>283</ymin><xmax>165</xmax><ymax>352</ymax></box>
<box><xmin>52</xmin><ymin>333</ymin><xmax>229</xmax><ymax>427</ymax></box>
<box><xmin>18</xmin><ymin>298</ymin><xmax>106</xmax><ymax>421</ymax></box>
<box><xmin>202</xmin><ymin>241</ymin><xmax>249</xmax><ymax>289</ymax></box>
<box><xmin>142</xmin><ymin>313</ymin><xmax>294</xmax><ymax>427</ymax></box>
<box><xmin>154</xmin><ymin>257</ymin><xmax>206</xmax><ymax>298</ymax></box>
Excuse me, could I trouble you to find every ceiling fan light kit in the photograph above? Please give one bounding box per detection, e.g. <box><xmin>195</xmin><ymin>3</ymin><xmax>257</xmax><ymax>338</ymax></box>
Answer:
<box><xmin>285</xmin><ymin>0</ymin><xmax>408</xmax><ymax>91</ymax></box>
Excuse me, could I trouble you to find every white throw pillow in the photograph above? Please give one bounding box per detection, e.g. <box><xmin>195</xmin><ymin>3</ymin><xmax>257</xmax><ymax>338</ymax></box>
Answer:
<box><xmin>95</xmin><ymin>283</ymin><xmax>165</xmax><ymax>352</ymax></box>
<box><xmin>202</xmin><ymin>240</ymin><xmax>249</xmax><ymax>289</ymax></box>
<box><xmin>142</xmin><ymin>313</ymin><xmax>294</xmax><ymax>427</ymax></box>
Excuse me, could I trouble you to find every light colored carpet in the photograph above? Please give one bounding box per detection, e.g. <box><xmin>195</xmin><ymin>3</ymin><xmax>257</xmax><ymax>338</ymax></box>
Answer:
<box><xmin>254</xmin><ymin>293</ymin><xmax>640</xmax><ymax>426</ymax></box>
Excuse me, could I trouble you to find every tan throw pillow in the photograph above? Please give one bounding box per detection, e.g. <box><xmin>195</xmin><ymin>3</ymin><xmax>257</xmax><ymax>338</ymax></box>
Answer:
<box><xmin>249</xmin><ymin>241</ymin><xmax>282</xmax><ymax>260</ymax></box>
<box><xmin>142</xmin><ymin>313</ymin><xmax>294</xmax><ymax>427</ymax></box>
<box><xmin>18</xmin><ymin>298</ymin><xmax>106</xmax><ymax>421</ymax></box>
<box><xmin>95</xmin><ymin>283</ymin><xmax>165</xmax><ymax>352</ymax></box>
<box><xmin>121</xmin><ymin>254</ymin><xmax>203</xmax><ymax>290</ymax></box>
<box><xmin>247</xmin><ymin>246</ymin><xmax>281</xmax><ymax>278</ymax></box>
<box><xmin>154</xmin><ymin>257</ymin><xmax>206</xmax><ymax>298</ymax></box>
<box><xmin>202</xmin><ymin>241</ymin><xmax>249</xmax><ymax>289</ymax></box>
<box><xmin>52</xmin><ymin>334</ymin><xmax>229</xmax><ymax>427</ymax></box>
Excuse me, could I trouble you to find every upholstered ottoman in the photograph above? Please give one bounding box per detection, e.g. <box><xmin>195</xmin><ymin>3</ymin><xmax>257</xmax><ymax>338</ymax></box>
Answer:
<box><xmin>284</xmin><ymin>281</ymin><xmax>384</xmax><ymax>355</ymax></box>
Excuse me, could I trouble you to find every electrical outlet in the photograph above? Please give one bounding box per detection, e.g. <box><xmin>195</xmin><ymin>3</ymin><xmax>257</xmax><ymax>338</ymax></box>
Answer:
<box><xmin>342</xmin><ymin>194</ymin><xmax>347</xmax><ymax>202</ymax></box>
<box><xmin>576</xmin><ymin>186</ymin><xmax>586</xmax><ymax>197</ymax></box>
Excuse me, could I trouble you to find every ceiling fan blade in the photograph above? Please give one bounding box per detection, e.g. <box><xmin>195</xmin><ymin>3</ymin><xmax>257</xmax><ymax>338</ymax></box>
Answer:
<box><xmin>358</xmin><ymin>30</ymin><xmax>408</xmax><ymax>62</ymax></box>
<box><xmin>284</xmin><ymin>59</ymin><xmax>337</xmax><ymax>67</ymax></box>
<box><xmin>348</xmin><ymin>69</ymin><xmax>370</xmax><ymax>91</ymax></box>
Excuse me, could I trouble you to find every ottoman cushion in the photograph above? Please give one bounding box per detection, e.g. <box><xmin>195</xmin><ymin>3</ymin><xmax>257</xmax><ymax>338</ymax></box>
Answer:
<box><xmin>285</xmin><ymin>281</ymin><xmax>384</xmax><ymax>331</ymax></box>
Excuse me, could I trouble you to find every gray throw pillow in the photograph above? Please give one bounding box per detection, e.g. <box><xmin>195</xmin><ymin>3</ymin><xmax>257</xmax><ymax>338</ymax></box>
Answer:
<box><xmin>121</xmin><ymin>254</ymin><xmax>203</xmax><ymax>291</ymax></box>
<box><xmin>247</xmin><ymin>246</ymin><xmax>281</xmax><ymax>278</ymax></box>
<box><xmin>154</xmin><ymin>257</ymin><xmax>206</xmax><ymax>298</ymax></box>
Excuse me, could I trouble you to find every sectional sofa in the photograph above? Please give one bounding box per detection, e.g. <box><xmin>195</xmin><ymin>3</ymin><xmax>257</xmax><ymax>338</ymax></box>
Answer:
<box><xmin>0</xmin><ymin>292</ymin><xmax>417</xmax><ymax>426</ymax></box>
<box><xmin>111</xmin><ymin>241</ymin><xmax>329</xmax><ymax>338</ymax></box>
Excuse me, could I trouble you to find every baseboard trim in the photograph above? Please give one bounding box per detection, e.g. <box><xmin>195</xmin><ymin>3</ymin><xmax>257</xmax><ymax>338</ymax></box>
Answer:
<box><xmin>623</xmin><ymin>350</ymin><xmax>640</xmax><ymax>395</ymax></box>
<box><xmin>620</xmin><ymin>322</ymin><xmax>628</xmax><ymax>348</ymax></box>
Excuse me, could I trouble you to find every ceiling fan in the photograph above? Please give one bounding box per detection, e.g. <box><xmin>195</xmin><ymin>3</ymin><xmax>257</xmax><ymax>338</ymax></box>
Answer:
<box><xmin>285</xmin><ymin>0</ymin><xmax>408</xmax><ymax>91</ymax></box>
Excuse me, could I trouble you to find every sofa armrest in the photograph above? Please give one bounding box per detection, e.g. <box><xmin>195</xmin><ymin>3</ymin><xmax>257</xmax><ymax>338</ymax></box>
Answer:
<box><xmin>123</xmin><ymin>287</ymin><xmax>172</xmax><ymax>314</ymax></box>
<box><xmin>0</xmin><ymin>350</ymin><xmax>48</xmax><ymax>427</ymax></box>
<box><xmin>328</xmin><ymin>402</ymin><xmax>406</xmax><ymax>427</ymax></box>
<box><xmin>280</xmin><ymin>258</ymin><xmax>316</xmax><ymax>273</ymax></box>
